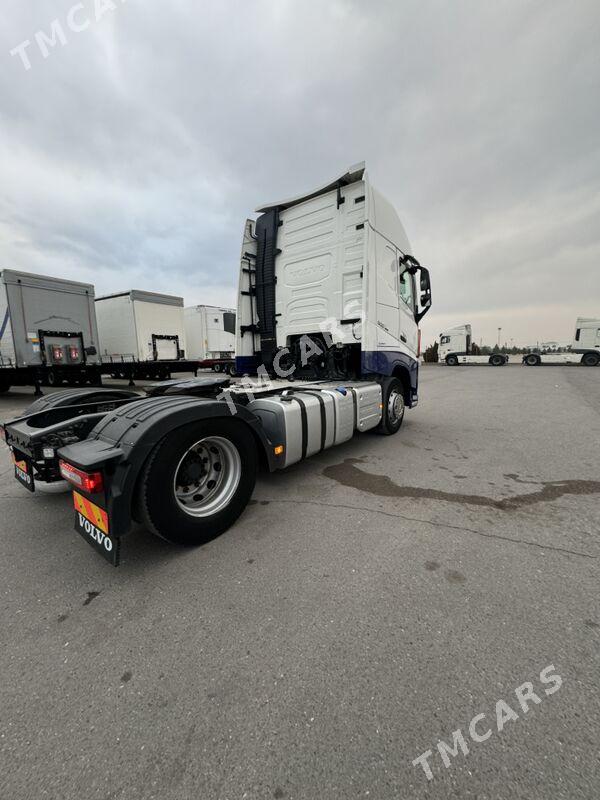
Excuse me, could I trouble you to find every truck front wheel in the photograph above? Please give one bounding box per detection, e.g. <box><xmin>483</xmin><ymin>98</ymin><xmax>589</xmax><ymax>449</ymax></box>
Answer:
<box><xmin>524</xmin><ymin>354</ymin><xmax>540</xmax><ymax>366</ymax></box>
<box><xmin>582</xmin><ymin>352</ymin><xmax>599</xmax><ymax>366</ymax></box>
<box><xmin>136</xmin><ymin>419</ymin><xmax>257</xmax><ymax>545</ymax></box>
<box><xmin>446</xmin><ymin>354</ymin><xmax>458</xmax><ymax>366</ymax></box>
<box><xmin>377</xmin><ymin>377</ymin><xmax>405</xmax><ymax>435</ymax></box>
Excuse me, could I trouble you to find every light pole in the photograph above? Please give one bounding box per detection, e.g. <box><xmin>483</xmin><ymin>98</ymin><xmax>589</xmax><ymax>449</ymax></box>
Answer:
<box><xmin>497</xmin><ymin>327</ymin><xmax>501</xmax><ymax>347</ymax></box>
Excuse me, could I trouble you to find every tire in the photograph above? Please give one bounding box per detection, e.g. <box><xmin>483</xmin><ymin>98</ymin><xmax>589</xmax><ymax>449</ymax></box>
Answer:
<box><xmin>446</xmin><ymin>354</ymin><xmax>458</xmax><ymax>366</ymax></box>
<box><xmin>47</xmin><ymin>369</ymin><xmax>60</xmax><ymax>386</ymax></box>
<box><xmin>226</xmin><ymin>363</ymin><xmax>235</xmax><ymax>376</ymax></box>
<box><xmin>136</xmin><ymin>419</ymin><xmax>257</xmax><ymax>546</ymax></box>
<box><xmin>524</xmin><ymin>354</ymin><xmax>540</xmax><ymax>366</ymax></box>
<box><xmin>213</xmin><ymin>364</ymin><xmax>222</xmax><ymax>373</ymax></box>
<box><xmin>582</xmin><ymin>352</ymin><xmax>599</xmax><ymax>367</ymax></box>
<box><xmin>376</xmin><ymin>377</ymin><xmax>406</xmax><ymax>435</ymax></box>
<box><xmin>490</xmin><ymin>354</ymin><xmax>504</xmax><ymax>366</ymax></box>
<box><xmin>0</xmin><ymin>381</ymin><xmax>10</xmax><ymax>394</ymax></box>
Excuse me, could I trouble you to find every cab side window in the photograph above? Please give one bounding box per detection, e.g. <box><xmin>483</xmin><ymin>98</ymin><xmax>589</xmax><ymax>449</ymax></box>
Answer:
<box><xmin>399</xmin><ymin>267</ymin><xmax>414</xmax><ymax>310</ymax></box>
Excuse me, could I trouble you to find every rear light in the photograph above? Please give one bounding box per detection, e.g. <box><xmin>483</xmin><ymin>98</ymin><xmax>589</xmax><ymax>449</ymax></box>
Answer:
<box><xmin>417</xmin><ymin>329</ymin><xmax>422</xmax><ymax>358</ymax></box>
<box><xmin>59</xmin><ymin>460</ymin><xmax>104</xmax><ymax>493</ymax></box>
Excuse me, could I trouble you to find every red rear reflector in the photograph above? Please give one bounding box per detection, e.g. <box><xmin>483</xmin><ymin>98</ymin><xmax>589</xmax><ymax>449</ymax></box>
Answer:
<box><xmin>59</xmin><ymin>460</ymin><xmax>104</xmax><ymax>493</ymax></box>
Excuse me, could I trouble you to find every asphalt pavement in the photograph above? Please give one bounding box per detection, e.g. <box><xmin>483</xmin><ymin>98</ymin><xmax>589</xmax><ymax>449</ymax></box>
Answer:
<box><xmin>1</xmin><ymin>364</ymin><xmax>599</xmax><ymax>799</ymax></box>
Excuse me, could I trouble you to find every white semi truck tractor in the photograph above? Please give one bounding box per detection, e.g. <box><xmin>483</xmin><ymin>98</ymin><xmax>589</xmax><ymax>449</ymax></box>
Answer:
<box><xmin>2</xmin><ymin>163</ymin><xmax>432</xmax><ymax>566</ymax></box>
<box><xmin>523</xmin><ymin>318</ymin><xmax>600</xmax><ymax>366</ymax></box>
<box><xmin>439</xmin><ymin>324</ymin><xmax>508</xmax><ymax>366</ymax></box>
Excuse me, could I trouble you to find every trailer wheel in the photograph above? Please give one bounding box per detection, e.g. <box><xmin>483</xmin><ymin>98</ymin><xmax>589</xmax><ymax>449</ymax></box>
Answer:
<box><xmin>213</xmin><ymin>364</ymin><xmax>222</xmax><ymax>373</ymax></box>
<box><xmin>446</xmin><ymin>354</ymin><xmax>458</xmax><ymax>366</ymax></box>
<box><xmin>582</xmin><ymin>352</ymin><xmax>599</xmax><ymax>366</ymax></box>
<box><xmin>47</xmin><ymin>369</ymin><xmax>61</xmax><ymax>386</ymax></box>
<box><xmin>490</xmin><ymin>354</ymin><xmax>504</xmax><ymax>366</ymax></box>
<box><xmin>136</xmin><ymin>419</ymin><xmax>257</xmax><ymax>546</ymax></box>
<box><xmin>376</xmin><ymin>377</ymin><xmax>405</xmax><ymax>435</ymax></box>
<box><xmin>524</xmin><ymin>354</ymin><xmax>540</xmax><ymax>366</ymax></box>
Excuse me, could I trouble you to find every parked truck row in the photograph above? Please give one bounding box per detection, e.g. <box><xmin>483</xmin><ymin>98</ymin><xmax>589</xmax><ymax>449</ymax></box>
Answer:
<box><xmin>0</xmin><ymin>270</ymin><xmax>237</xmax><ymax>393</ymax></box>
<box><xmin>1</xmin><ymin>162</ymin><xmax>432</xmax><ymax>565</ymax></box>
<box><xmin>438</xmin><ymin>320</ymin><xmax>599</xmax><ymax>366</ymax></box>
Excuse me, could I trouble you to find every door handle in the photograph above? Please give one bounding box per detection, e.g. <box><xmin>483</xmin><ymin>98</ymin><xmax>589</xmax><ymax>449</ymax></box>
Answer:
<box><xmin>400</xmin><ymin>334</ymin><xmax>407</xmax><ymax>343</ymax></box>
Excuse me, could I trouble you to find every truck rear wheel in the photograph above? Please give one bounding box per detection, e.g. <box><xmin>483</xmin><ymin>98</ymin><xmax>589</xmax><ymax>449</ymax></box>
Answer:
<box><xmin>446</xmin><ymin>354</ymin><xmax>458</xmax><ymax>366</ymax></box>
<box><xmin>582</xmin><ymin>352</ymin><xmax>599</xmax><ymax>366</ymax></box>
<box><xmin>136</xmin><ymin>419</ymin><xmax>257</xmax><ymax>545</ymax></box>
<box><xmin>376</xmin><ymin>377</ymin><xmax>405</xmax><ymax>435</ymax></box>
<box><xmin>490</xmin><ymin>354</ymin><xmax>504</xmax><ymax>366</ymax></box>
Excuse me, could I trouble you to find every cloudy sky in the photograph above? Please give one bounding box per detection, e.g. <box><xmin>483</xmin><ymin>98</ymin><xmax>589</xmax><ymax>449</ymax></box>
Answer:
<box><xmin>2</xmin><ymin>0</ymin><xmax>599</xmax><ymax>348</ymax></box>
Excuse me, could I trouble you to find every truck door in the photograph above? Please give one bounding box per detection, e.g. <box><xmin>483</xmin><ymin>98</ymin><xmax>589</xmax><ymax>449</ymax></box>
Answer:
<box><xmin>152</xmin><ymin>334</ymin><xmax>179</xmax><ymax>360</ymax></box>
<box><xmin>375</xmin><ymin>238</ymin><xmax>400</xmax><ymax>344</ymax></box>
<box><xmin>398</xmin><ymin>264</ymin><xmax>418</xmax><ymax>355</ymax></box>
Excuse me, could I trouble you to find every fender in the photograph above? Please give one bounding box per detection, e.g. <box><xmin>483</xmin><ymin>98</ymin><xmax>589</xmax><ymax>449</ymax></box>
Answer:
<box><xmin>58</xmin><ymin>395</ymin><xmax>275</xmax><ymax>538</ymax></box>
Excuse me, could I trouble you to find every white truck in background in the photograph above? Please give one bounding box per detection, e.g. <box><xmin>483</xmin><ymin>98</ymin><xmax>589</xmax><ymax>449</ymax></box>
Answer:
<box><xmin>2</xmin><ymin>163</ymin><xmax>432</xmax><ymax>566</ymax></box>
<box><xmin>523</xmin><ymin>318</ymin><xmax>600</xmax><ymax>366</ymax></box>
<box><xmin>439</xmin><ymin>324</ymin><xmax>508</xmax><ymax>366</ymax></box>
<box><xmin>184</xmin><ymin>305</ymin><xmax>236</xmax><ymax>374</ymax></box>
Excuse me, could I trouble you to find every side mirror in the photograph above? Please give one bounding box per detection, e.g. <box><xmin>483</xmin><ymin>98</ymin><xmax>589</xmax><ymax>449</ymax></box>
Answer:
<box><xmin>415</xmin><ymin>266</ymin><xmax>432</xmax><ymax>323</ymax></box>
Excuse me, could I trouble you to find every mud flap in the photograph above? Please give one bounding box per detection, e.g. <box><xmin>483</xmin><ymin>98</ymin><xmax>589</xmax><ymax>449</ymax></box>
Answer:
<box><xmin>73</xmin><ymin>490</ymin><xmax>120</xmax><ymax>566</ymax></box>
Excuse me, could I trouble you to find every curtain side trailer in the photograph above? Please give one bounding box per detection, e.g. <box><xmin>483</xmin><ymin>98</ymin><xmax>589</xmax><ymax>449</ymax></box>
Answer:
<box><xmin>522</xmin><ymin>319</ymin><xmax>600</xmax><ymax>366</ymax></box>
<box><xmin>1</xmin><ymin>163</ymin><xmax>432</xmax><ymax>566</ymax></box>
<box><xmin>0</xmin><ymin>269</ymin><xmax>103</xmax><ymax>391</ymax></box>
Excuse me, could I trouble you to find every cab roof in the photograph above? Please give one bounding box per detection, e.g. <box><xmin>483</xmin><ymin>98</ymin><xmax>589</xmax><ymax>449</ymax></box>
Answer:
<box><xmin>256</xmin><ymin>162</ymin><xmax>366</xmax><ymax>213</ymax></box>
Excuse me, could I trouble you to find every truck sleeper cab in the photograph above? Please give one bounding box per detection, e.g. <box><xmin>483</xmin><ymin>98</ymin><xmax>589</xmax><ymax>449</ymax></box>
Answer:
<box><xmin>439</xmin><ymin>324</ymin><xmax>508</xmax><ymax>366</ymax></box>
<box><xmin>236</xmin><ymin>162</ymin><xmax>431</xmax><ymax>405</ymax></box>
<box><xmin>1</xmin><ymin>164</ymin><xmax>432</xmax><ymax>566</ymax></box>
<box><xmin>522</xmin><ymin>318</ymin><xmax>600</xmax><ymax>366</ymax></box>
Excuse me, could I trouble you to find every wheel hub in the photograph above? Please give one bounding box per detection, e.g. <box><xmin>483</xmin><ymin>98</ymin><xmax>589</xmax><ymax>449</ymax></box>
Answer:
<box><xmin>388</xmin><ymin>389</ymin><xmax>405</xmax><ymax>424</ymax></box>
<box><xmin>173</xmin><ymin>436</ymin><xmax>241</xmax><ymax>518</ymax></box>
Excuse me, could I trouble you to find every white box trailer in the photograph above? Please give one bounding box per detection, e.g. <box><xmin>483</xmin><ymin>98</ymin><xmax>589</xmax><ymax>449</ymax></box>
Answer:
<box><xmin>439</xmin><ymin>324</ymin><xmax>508</xmax><ymax>366</ymax></box>
<box><xmin>523</xmin><ymin>318</ymin><xmax>600</xmax><ymax>366</ymax></box>
<box><xmin>95</xmin><ymin>290</ymin><xmax>186</xmax><ymax>363</ymax></box>
<box><xmin>184</xmin><ymin>305</ymin><xmax>236</xmax><ymax>372</ymax></box>
<box><xmin>0</xmin><ymin>269</ymin><xmax>101</xmax><ymax>390</ymax></box>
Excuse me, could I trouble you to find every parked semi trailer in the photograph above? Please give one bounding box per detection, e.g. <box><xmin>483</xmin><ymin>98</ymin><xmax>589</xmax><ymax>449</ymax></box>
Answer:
<box><xmin>1</xmin><ymin>162</ymin><xmax>432</xmax><ymax>566</ymax></box>
<box><xmin>522</xmin><ymin>318</ymin><xmax>600</xmax><ymax>366</ymax></box>
<box><xmin>0</xmin><ymin>269</ymin><xmax>102</xmax><ymax>391</ymax></box>
<box><xmin>96</xmin><ymin>289</ymin><xmax>196</xmax><ymax>381</ymax></box>
<box><xmin>0</xmin><ymin>275</ymin><xmax>200</xmax><ymax>393</ymax></box>
<box><xmin>184</xmin><ymin>304</ymin><xmax>236</xmax><ymax>373</ymax></box>
<box><xmin>439</xmin><ymin>324</ymin><xmax>508</xmax><ymax>366</ymax></box>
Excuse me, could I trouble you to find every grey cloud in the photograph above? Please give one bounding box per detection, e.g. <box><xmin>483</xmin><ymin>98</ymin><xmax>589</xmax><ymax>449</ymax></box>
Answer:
<box><xmin>1</xmin><ymin>0</ymin><xmax>599</xmax><ymax>345</ymax></box>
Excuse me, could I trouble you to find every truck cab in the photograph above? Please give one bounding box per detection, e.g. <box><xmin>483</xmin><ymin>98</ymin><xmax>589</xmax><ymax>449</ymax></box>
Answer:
<box><xmin>573</xmin><ymin>318</ymin><xmax>600</xmax><ymax>354</ymax></box>
<box><xmin>439</xmin><ymin>324</ymin><xmax>472</xmax><ymax>362</ymax></box>
<box><xmin>439</xmin><ymin>324</ymin><xmax>508</xmax><ymax>366</ymax></box>
<box><xmin>236</xmin><ymin>162</ymin><xmax>431</xmax><ymax>407</ymax></box>
<box><xmin>523</xmin><ymin>318</ymin><xmax>600</xmax><ymax>366</ymax></box>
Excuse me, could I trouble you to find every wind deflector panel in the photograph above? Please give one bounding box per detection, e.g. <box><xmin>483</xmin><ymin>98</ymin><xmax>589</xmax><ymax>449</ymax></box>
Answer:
<box><xmin>254</xmin><ymin>209</ymin><xmax>280</xmax><ymax>369</ymax></box>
